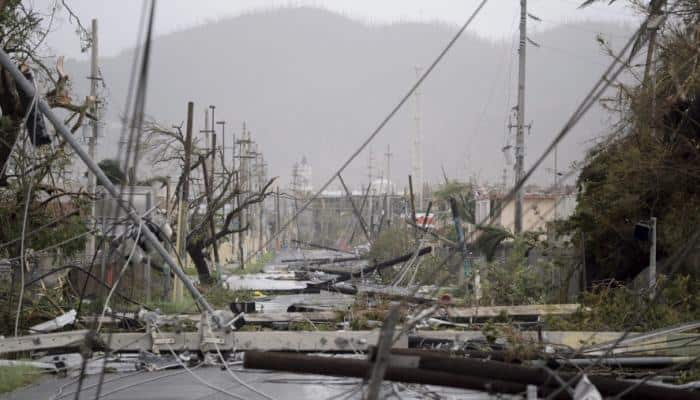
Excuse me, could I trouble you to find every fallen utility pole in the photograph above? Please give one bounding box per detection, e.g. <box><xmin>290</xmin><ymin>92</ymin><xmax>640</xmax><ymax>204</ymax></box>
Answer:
<box><xmin>281</xmin><ymin>255</ymin><xmax>360</xmax><ymax>264</ymax></box>
<box><xmin>305</xmin><ymin>246</ymin><xmax>432</xmax><ymax>290</ymax></box>
<box><xmin>291</xmin><ymin>239</ymin><xmax>355</xmax><ymax>255</ymax></box>
<box><xmin>243</xmin><ymin>351</ymin><xmax>700</xmax><ymax>400</ymax></box>
<box><xmin>243</xmin><ymin>351</ymin><xmax>537</xmax><ymax>396</ymax></box>
<box><xmin>0</xmin><ymin>48</ymin><xmax>217</xmax><ymax>318</ymax></box>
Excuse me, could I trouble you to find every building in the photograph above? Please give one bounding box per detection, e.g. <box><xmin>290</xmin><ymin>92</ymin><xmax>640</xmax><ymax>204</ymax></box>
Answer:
<box><xmin>474</xmin><ymin>188</ymin><xmax>576</xmax><ymax>233</ymax></box>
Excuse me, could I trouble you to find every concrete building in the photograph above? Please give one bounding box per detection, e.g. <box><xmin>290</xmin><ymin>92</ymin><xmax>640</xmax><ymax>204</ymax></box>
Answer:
<box><xmin>475</xmin><ymin>188</ymin><xmax>576</xmax><ymax>233</ymax></box>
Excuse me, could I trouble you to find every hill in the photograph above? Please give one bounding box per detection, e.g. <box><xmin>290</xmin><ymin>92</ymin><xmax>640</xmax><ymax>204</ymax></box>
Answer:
<box><xmin>64</xmin><ymin>7</ymin><xmax>634</xmax><ymax>190</ymax></box>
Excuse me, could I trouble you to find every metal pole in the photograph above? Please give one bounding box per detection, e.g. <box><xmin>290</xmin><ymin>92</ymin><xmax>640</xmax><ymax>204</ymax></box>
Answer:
<box><xmin>0</xmin><ymin>48</ymin><xmax>218</xmax><ymax>319</ymax></box>
<box><xmin>86</xmin><ymin>18</ymin><xmax>99</xmax><ymax>258</ymax></box>
<box><xmin>514</xmin><ymin>0</ymin><xmax>527</xmax><ymax>234</ymax></box>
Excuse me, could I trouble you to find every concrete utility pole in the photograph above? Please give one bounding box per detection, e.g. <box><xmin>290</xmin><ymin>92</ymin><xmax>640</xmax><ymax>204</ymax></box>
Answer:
<box><xmin>258</xmin><ymin>151</ymin><xmax>266</xmax><ymax>254</ymax></box>
<box><xmin>275</xmin><ymin>186</ymin><xmax>281</xmax><ymax>249</ymax></box>
<box><xmin>235</xmin><ymin>124</ymin><xmax>253</xmax><ymax>269</ymax></box>
<box><xmin>173</xmin><ymin>101</ymin><xmax>193</xmax><ymax>301</ymax></box>
<box><xmin>209</xmin><ymin>105</ymin><xmax>216</xmax><ymax>191</ymax></box>
<box><xmin>85</xmin><ymin>18</ymin><xmax>99</xmax><ymax>258</ymax></box>
<box><xmin>514</xmin><ymin>0</ymin><xmax>527</xmax><ymax>234</ymax></box>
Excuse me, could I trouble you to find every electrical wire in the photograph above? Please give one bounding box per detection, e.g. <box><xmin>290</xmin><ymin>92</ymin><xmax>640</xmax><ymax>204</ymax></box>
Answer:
<box><xmin>213</xmin><ymin>342</ymin><xmax>276</xmax><ymax>400</ymax></box>
<box><xmin>4</xmin><ymin>230</ymin><xmax>95</xmax><ymax>263</ymax></box>
<box><xmin>14</xmin><ymin>71</ymin><xmax>41</xmax><ymax>337</ymax></box>
<box><xmin>22</xmin><ymin>264</ymin><xmax>150</xmax><ymax>310</ymax></box>
<box><xmin>95</xmin><ymin>220</ymin><xmax>144</xmax><ymax>333</ymax></box>
<box><xmin>156</xmin><ymin>328</ymin><xmax>247</xmax><ymax>400</ymax></box>
<box><xmin>245</xmin><ymin>0</ymin><xmax>491</xmax><ymax>264</ymax></box>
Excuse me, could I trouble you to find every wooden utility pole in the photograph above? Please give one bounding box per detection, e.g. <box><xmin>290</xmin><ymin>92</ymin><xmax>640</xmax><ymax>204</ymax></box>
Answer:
<box><xmin>173</xmin><ymin>101</ymin><xmax>193</xmax><ymax>301</ymax></box>
<box><xmin>514</xmin><ymin>0</ymin><xmax>527</xmax><ymax>234</ymax></box>
<box><xmin>86</xmin><ymin>18</ymin><xmax>99</xmax><ymax>259</ymax></box>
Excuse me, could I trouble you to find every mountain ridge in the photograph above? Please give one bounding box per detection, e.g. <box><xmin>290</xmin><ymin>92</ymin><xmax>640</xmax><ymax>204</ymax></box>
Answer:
<box><xmin>64</xmin><ymin>6</ymin><xmax>634</xmax><ymax>190</ymax></box>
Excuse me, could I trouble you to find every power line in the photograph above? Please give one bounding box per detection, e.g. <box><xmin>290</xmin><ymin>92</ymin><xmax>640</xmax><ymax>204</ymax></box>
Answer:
<box><xmin>245</xmin><ymin>0</ymin><xmax>492</xmax><ymax>263</ymax></box>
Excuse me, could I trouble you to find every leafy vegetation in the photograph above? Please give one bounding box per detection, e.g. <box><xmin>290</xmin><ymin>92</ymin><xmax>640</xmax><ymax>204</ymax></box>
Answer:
<box><xmin>479</xmin><ymin>237</ymin><xmax>555</xmax><ymax>306</ymax></box>
<box><xmin>546</xmin><ymin>275</ymin><xmax>700</xmax><ymax>331</ymax></box>
<box><xmin>564</xmin><ymin>6</ymin><xmax>700</xmax><ymax>283</ymax></box>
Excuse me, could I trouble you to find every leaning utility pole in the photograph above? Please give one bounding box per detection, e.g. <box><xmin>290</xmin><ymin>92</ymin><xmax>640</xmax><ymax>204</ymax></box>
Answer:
<box><xmin>85</xmin><ymin>18</ymin><xmax>99</xmax><ymax>258</ymax></box>
<box><xmin>514</xmin><ymin>0</ymin><xmax>527</xmax><ymax>234</ymax></box>
<box><xmin>173</xmin><ymin>101</ymin><xmax>193</xmax><ymax>301</ymax></box>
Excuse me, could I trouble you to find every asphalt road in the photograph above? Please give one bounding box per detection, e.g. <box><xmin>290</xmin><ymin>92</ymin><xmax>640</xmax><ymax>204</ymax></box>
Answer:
<box><xmin>4</xmin><ymin>365</ymin><xmax>489</xmax><ymax>399</ymax></box>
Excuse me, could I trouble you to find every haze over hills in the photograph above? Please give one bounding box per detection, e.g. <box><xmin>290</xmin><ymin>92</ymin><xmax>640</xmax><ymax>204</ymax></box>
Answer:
<box><xmin>64</xmin><ymin>7</ymin><xmax>633</xmax><ymax>190</ymax></box>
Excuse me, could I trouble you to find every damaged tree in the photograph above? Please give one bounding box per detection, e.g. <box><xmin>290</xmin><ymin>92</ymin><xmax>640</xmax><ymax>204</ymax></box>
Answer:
<box><xmin>145</xmin><ymin>120</ymin><xmax>274</xmax><ymax>285</ymax></box>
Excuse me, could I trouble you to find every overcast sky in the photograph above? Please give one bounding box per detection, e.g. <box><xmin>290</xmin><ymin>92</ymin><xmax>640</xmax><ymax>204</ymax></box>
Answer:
<box><xmin>37</xmin><ymin>0</ymin><xmax>640</xmax><ymax>60</ymax></box>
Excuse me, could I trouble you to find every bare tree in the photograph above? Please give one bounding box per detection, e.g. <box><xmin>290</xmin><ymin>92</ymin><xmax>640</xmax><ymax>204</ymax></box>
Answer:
<box><xmin>145</xmin><ymin>121</ymin><xmax>274</xmax><ymax>284</ymax></box>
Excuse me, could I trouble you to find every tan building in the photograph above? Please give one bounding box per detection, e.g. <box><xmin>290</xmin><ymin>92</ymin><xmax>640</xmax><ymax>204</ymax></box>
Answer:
<box><xmin>475</xmin><ymin>189</ymin><xmax>576</xmax><ymax>233</ymax></box>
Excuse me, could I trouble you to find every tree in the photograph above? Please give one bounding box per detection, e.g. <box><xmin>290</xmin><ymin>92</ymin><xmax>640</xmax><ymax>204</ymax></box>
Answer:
<box><xmin>565</xmin><ymin>2</ymin><xmax>700</xmax><ymax>283</ymax></box>
<box><xmin>432</xmin><ymin>180</ymin><xmax>475</xmax><ymax>224</ymax></box>
<box><xmin>97</xmin><ymin>159</ymin><xmax>126</xmax><ymax>185</ymax></box>
<box><xmin>0</xmin><ymin>1</ymin><xmax>94</xmax><ymax>259</ymax></box>
<box><xmin>145</xmin><ymin>121</ymin><xmax>274</xmax><ymax>285</ymax></box>
<box><xmin>0</xmin><ymin>1</ymin><xmax>96</xmax><ymax>182</ymax></box>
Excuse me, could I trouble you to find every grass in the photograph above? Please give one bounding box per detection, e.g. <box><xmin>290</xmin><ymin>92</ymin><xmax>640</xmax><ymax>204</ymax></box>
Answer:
<box><xmin>148</xmin><ymin>286</ymin><xmax>255</xmax><ymax>314</ymax></box>
<box><xmin>0</xmin><ymin>366</ymin><xmax>41</xmax><ymax>394</ymax></box>
<box><xmin>230</xmin><ymin>251</ymin><xmax>275</xmax><ymax>275</ymax></box>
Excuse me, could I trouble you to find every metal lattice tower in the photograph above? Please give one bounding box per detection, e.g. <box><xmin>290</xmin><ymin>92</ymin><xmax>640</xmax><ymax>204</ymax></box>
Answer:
<box><xmin>411</xmin><ymin>66</ymin><xmax>424</xmax><ymax>211</ymax></box>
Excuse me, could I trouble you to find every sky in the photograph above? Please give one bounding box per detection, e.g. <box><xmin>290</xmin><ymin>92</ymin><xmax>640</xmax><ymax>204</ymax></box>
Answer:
<box><xmin>36</xmin><ymin>0</ymin><xmax>640</xmax><ymax>60</ymax></box>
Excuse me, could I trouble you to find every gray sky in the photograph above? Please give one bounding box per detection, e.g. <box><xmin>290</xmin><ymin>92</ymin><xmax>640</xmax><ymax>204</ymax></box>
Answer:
<box><xmin>38</xmin><ymin>0</ymin><xmax>639</xmax><ymax>60</ymax></box>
